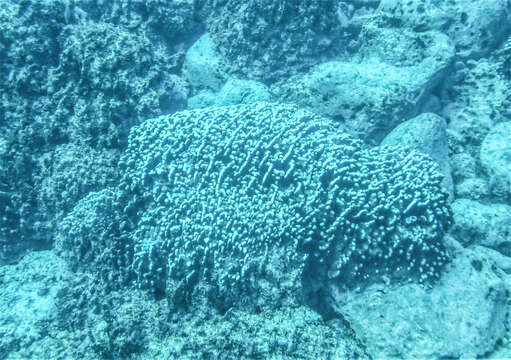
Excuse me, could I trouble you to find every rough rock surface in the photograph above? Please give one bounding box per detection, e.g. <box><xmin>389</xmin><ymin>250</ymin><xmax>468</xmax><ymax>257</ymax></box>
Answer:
<box><xmin>454</xmin><ymin>177</ymin><xmax>491</xmax><ymax>200</ymax></box>
<box><xmin>377</xmin><ymin>0</ymin><xmax>511</xmax><ymax>59</ymax></box>
<box><xmin>333</xmin><ymin>245</ymin><xmax>510</xmax><ymax>359</ymax></box>
<box><xmin>61</xmin><ymin>0</ymin><xmax>198</xmax><ymax>48</ymax></box>
<box><xmin>204</xmin><ymin>0</ymin><xmax>345</xmax><ymax>83</ymax></box>
<box><xmin>442</xmin><ymin>42</ymin><xmax>511</xmax><ymax>205</ymax></box>
<box><xmin>273</xmin><ymin>26</ymin><xmax>454</xmax><ymax>144</ymax></box>
<box><xmin>452</xmin><ymin>199</ymin><xmax>511</xmax><ymax>256</ymax></box>
<box><xmin>480</xmin><ymin>122</ymin><xmax>511</xmax><ymax>200</ymax></box>
<box><xmin>0</xmin><ymin>0</ymin><xmax>189</xmax><ymax>264</ymax></box>
<box><xmin>182</xmin><ymin>34</ymin><xmax>227</xmax><ymax>92</ymax></box>
<box><xmin>444</xmin><ymin>59</ymin><xmax>511</xmax><ymax>158</ymax></box>
<box><xmin>0</xmin><ymin>250</ymin><xmax>367</xmax><ymax>360</ymax></box>
<box><xmin>381</xmin><ymin>113</ymin><xmax>453</xmax><ymax>198</ymax></box>
<box><xmin>0</xmin><ymin>251</ymin><xmax>71</xmax><ymax>359</ymax></box>
<box><xmin>214</xmin><ymin>78</ymin><xmax>273</xmax><ymax>107</ymax></box>
<box><xmin>188</xmin><ymin>77</ymin><xmax>273</xmax><ymax>109</ymax></box>
<box><xmin>451</xmin><ymin>152</ymin><xmax>478</xmax><ymax>181</ymax></box>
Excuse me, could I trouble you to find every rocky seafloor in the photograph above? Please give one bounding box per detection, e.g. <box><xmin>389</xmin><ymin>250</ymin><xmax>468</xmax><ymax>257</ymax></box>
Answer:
<box><xmin>0</xmin><ymin>0</ymin><xmax>510</xmax><ymax>359</ymax></box>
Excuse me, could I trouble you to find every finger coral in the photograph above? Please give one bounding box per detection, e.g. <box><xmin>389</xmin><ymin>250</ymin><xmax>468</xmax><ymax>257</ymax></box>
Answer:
<box><xmin>58</xmin><ymin>102</ymin><xmax>452</xmax><ymax>309</ymax></box>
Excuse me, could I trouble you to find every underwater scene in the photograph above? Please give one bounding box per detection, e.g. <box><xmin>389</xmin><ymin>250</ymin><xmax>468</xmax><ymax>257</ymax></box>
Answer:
<box><xmin>1</xmin><ymin>0</ymin><xmax>511</xmax><ymax>359</ymax></box>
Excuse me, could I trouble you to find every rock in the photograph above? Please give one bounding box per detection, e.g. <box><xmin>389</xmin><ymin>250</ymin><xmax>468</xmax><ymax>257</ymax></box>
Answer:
<box><xmin>330</xmin><ymin>246</ymin><xmax>510</xmax><ymax>359</ymax></box>
<box><xmin>204</xmin><ymin>0</ymin><xmax>344</xmax><ymax>83</ymax></box>
<box><xmin>419</xmin><ymin>94</ymin><xmax>442</xmax><ymax>114</ymax></box>
<box><xmin>444</xmin><ymin>60</ymin><xmax>511</xmax><ymax>156</ymax></box>
<box><xmin>188</xmin><ymin>90</ymin><xmax>217</xmax><ymax>109</ymax></box>
<box><xmin>56</xmin><ymin>272</ymin><xmax>368</xmax><ymax>359</ymax></box>
<box><xmin>454</xmin><ymin>178</ymin><xmax>490</xmax><ymax>201</ymax></box>
<box><xmin>62</xmin><ymin>0</ymin><xmax>197</xmax><ymax>47</ymax></box>
<box><xmin>480</xmin><ymin>122</ymin><xmax>511</xmax><ymax>200</ymax></box>
<box><xmin>188</xmin><ymin>78</ymin><xmax>273</xmax><ymax>109</ymax></box>
<box><xmin>451</xmin><ymin>152</ymin><xmax>477</xmax><ymax>181</ymax></box>
<box><xmin>215</xmin><ymin>78</ymin><xmax>273</xmax><ymax>106</ymax></box>
<box><xmin>451</xmin><ymin>199</ymin><xmax>511</xmax><ymax>256</ymax></box>
<box><xmin>381</xmin><ymin>113</ymin><xmax>453</xmax><ymax>199</ymax></box>
<box><xmin>160</xmin><ymin>305</ymin><xmax>366</xmax><ymax>359</ymax></box>
<box><xmin>273</xmin><ymin>27</ymin><xmax>454</xmax><ymax>144</ymax></box>
<box><xmin>377</xmin><ymin>0</ymin><xmax>451</xmax><ymax>31</ymax></box>
<box><xmin>0</xmin><ymin>4</ymin><xmax>188</xmax><ymax>263</ymax></box>
<box><xmin>377</xmin><ymin>0</ymin><xmax>511</xmax><ymax>59</ymax></box>
<box><xmin>182</xmin><ymin>34</ymin><xmax>227</xmax><ymax>92</ymax></box>
<box><xmin>0</xmin><ymin>251</ymin><xmax>72</xmax><ymax>359</ymax></box>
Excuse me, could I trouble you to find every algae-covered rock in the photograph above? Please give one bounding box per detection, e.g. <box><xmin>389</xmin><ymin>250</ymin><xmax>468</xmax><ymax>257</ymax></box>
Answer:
<box><xmin>53</xmin><ymin>271</ymin><xmax>368</xmax><ymax>360</ymax></box>
<box><xmin>182</xmin><ymin>34</ymin><xmax>227</xmax><ymax>92</ymax></box>
<box><xmin>63</xmin><ymin>0</ymin><xmax>197</xmax><ymax>45</ymax></box>
<box><xmin>157</xmin><ymin>305</ymin><xmax>366</xmax><ymax>359</ymax></box>
<box><xmin>188</xmin><ymin>77</ymin><xmax>273</xmax><ymax>109</ymax></box>
<box><xmin>455</xmin><ymin>177</ymin><xmax>490</xmax><ymax>201</ymax></box>
<box><xmin>215</xmin><ymin>78</ymin><xmax>273</xmax><ymax>106</ymax></box>
<box><xmin>451</xmin><ymin>152</ymin><xmax>477</xmax><ymax>181</ymax></box>
<box><xmin>0</xmin><ymin>0</ymin><xmax>68</xmax><ymax>264</ymax></box>
<box><xmin>444</xmin><ymin>60</ymin><xmax>511</xmax><ymax>155</ymax></box>
<box><xmin>187</xmin><ymin>90</ymin><xmax>217</xmax><ymax>109</ymax></box>
<box><xmin>0</xmin><ymin>251</ymin><xmax>72</xmax><ymax>359</ymax></box>
<box><xmin>204</xmin><ymin>0</ymin><xmax>344</xmax><ymax>83</ymax></box>
<box><xmin>0</xmin><ymin>1</ymin><xmax>188</xmax><ymax>263</ymax></box>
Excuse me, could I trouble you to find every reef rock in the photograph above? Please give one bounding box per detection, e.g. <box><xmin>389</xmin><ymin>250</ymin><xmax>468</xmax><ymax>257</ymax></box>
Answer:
<box><xmin>452</xmin><ymin>199</ymin><xmax>511</xmax><ymax>256</ymax></box>
<box><xmin>378</xmin><ymin>0</ymin><xmax>511</xmax><ymax>59</ymax></box>
<box><xmin>333</xmin><ymin>245</ymin><xmax>510</xmax><ymax>359</ymax></box>
<box><xmin>381</xmin><ymin>113</ymin><xmax>453</xmax><ymax>199</ymax></box>
<box><xmin>273</xmin><ymin>26</ymin><xmax>454</xmax><ymax>144</ymax></box>
<box><xmin>480</xmin><ymin>121</ymin><xmax>511</xmax><ymax>200</ymax></box>
<box><xmin>204</xmin><ymin>0</ymin><xmax>344</xmax><ymax>83</ymax></box>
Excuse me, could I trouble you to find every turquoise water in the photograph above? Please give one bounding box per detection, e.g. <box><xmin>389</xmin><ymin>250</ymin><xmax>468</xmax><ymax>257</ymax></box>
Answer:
<box><xmin>1</xmin><ymin>1</ymin><xmax>510</xmax><ymax>359</ymax></box>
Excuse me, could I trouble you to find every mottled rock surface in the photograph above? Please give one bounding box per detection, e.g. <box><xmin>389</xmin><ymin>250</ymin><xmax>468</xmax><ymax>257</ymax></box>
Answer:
<box><xmin>188</xmin><ymin>77</ymin><xmax>273</xmax><ymax>109</ymax></box>
<box><xmin>452</xmin><ymin>199</ymin><xmax>511</xmax><ymax>256</ymax></box>
<box><xmin>332</xmin><ymin>245</ymin><xmax>510</xmax><ymax>359</ymax></box>
<box><xmin>204</xmin><ymin>0</ymin><xmax>345</xmax><ymax>83</ymax></box>
<box><xmin>377</xmin><ymin>0</ymin><xmax>511</xmax><ymax>59</ymax></box>
<box><xmin>273</xmin><ymin>27</ymin><xmax>454</xmax><ymax>144</ymax></box>
<box><xmin>0</xmin><ymin>0</ymin><xmax>189</xmax><ymax>264</ymax></box>
<box><xmin>182</xmin><ymin>34</ymin><xmax>227</xmax><ymax>92</ymax></box>
<box><xmin>381</xmin><ymin>113</ymin><xmax>453</xmax><ymax>198</ymax></box>
<box><xmin>480</xmin><ymin>122</ymin><xmax>511</xmax><ymax>200</ymax></box>
<box><xmin>0</xmin><ymin>251</ymin><xmax>71</xmax><ymax>359</ymax></box>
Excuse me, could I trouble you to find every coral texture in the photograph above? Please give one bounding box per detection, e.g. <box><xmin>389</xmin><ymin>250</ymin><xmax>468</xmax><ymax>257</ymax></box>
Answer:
<box><xmin>204</xmin><ymin>0</ymin><xmax>343</xmax><ymax>83</ymax></box>
<box><xmin>0</xmin><ymin>1</ymin><xmax>187</xmax><ymax>263</ymax></box>
<box><xmin>59</xmin><ymin>103</ymin><xmax>452</xmax><ymax>308</ymax></box>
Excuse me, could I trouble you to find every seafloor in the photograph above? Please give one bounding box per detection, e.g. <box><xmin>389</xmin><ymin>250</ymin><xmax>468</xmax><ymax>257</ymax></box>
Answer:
<box><xmin>0</xmin><ymin>1</ymin><xmax>510</xmax><ymax>359</ymax></box>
